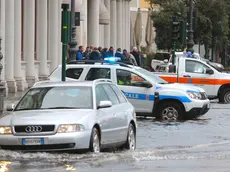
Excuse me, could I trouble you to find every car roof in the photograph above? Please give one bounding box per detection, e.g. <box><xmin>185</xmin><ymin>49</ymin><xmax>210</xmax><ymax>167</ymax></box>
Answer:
<box><xmin>60</xmin><ymin>60</ymin><xmax>142</xmax><ymax>71</ymax></box>
<box><xmin>32</xmin><ymin>80</ymin><xmax>113</xmax><ymax>88</ymax></box>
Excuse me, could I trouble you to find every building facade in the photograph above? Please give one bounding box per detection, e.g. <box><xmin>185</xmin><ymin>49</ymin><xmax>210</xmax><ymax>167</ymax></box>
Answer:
<box><xmin>0</xmin><ymin>0</ymin><xmax>131</xmax><ymax>94</ymax></box>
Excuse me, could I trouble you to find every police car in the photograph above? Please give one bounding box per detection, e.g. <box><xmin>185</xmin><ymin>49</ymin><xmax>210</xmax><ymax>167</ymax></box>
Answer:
<box><xmin>48</xmin><ymin>58</ymin><xmax>210</xmax><ymax>121</ymax></box>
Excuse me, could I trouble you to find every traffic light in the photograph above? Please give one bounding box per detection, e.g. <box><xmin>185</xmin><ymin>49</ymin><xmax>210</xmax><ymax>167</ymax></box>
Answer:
<box><xmin>172</xmin><ymin>21</ymin><xmax>180</xmax><ymax>41</ymax></box>
<box><xmin>180</xmin><ymin>21</ymin><xmax>189</xmax><ymax>45</ymax></box>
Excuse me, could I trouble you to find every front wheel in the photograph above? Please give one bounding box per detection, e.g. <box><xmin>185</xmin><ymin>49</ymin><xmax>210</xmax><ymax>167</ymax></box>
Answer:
<box><xmin>158</xmin><ymin>102</ymin><xmax>184</xmax><ymax>121</ymax></box>
<box><xmin>123</xmin><ymin>123</ymin><xmax>136</xmax><ymax>150</ymax></box>
<box><xmin>89</xmin><ymin>128</ymin><xmax>100</xmax><ymax>153</ymax></box>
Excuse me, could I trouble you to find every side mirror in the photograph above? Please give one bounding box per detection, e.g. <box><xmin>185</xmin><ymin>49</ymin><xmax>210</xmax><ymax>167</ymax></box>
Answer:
<box><xmin>6</xmin><ymin>104</ymin><xmax>15</xmax><ymax>111</ymax></box>
<box><xmin>206</xmin><ymin>68</ymin><xmax>214</xmax><ymax>74</ymax></box>
<box><xmin>163</xmin><ymin>59</ymin><xmax>169</xmax><ymax>63</ymax></box>
<box><xmin>97</xmin><ymin>101</ymin><xmax>112</xmax><ymax>109</ymax></box>
<box><xmin>142</xmin><ymin>81</ymin><xmax>153</xmax><ymax>88</ymax></box>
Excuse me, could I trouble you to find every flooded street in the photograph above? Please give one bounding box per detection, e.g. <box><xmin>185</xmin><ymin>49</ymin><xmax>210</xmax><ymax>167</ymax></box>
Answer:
<box><xmin>0</xmin><ymin>103</ymin><xmax>230</xmax><ymax>171</ymax></box>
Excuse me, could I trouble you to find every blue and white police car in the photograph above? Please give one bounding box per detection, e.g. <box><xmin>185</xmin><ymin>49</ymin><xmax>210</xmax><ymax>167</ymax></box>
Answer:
<box><xmin>48</xmin><ymin>58</ymin><xmax>210</xmax><ymax>121</ymax></box>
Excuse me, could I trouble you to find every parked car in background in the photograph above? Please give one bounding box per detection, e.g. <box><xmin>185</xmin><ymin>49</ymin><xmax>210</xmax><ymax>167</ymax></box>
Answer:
<box><xmin>0</xmin><ymin>79</ymin><xmax>137</xmax><ymax>152</ymax></box>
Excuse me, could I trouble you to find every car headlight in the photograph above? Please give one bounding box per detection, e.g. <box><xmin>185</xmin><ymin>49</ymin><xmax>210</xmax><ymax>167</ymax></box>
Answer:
<box><xmin>187</xmin><ymin>91</ymin><xmax>202</xmax><ymax>100</ymax></box>
<box><xmin>0</xmin><ymin>126</ymin><xmax>12</xmax><ymax>134</ymax></box>
<box><xmin>57</xmin><ymin>124</ymin><xmax>85</xmax><ymax>133</ymax></box>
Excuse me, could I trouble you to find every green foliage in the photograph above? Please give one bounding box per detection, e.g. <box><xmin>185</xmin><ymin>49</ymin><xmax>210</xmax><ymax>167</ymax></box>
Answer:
<box><xmin>147</xmin><ymin>0</ymin><xmax>230</xmax><ymax>52</ymax></box>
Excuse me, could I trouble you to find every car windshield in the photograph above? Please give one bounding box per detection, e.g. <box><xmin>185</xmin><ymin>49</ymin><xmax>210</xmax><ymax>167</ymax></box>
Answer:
<box><xmin>136</xmin><ymin>68</ymin><xmax>168</xmax><ymax>84</ymax></box>
<box><xmin>14</xmin><ymin>86</ymin><xmax>93</xmax><ymax>111</ymax></box>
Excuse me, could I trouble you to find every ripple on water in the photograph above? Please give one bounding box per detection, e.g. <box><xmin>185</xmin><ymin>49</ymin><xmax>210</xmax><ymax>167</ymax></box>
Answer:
<box><xmin>1</xmin><ymin>147</ymin><xmax>230</xmax><ymax>165</ymax></box>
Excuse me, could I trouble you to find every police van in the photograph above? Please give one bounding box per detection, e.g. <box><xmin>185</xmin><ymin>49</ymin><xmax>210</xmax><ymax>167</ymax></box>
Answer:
<box><xmin>48</xmin><ymin>58</ymin><xmax>210</xmax><ymax>121</ymax></box>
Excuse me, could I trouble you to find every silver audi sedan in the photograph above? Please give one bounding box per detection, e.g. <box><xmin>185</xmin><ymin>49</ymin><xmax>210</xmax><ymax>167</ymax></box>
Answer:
<box><xmin>0</xmin><ymin>79</ymin><xmax>137</xmax><ymax>152</ymax></box>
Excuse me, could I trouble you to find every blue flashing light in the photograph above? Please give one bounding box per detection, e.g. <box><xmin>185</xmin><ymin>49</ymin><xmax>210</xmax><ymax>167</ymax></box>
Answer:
<box><xmin>186</xmin><ymin>51</ymin><xmax>192</xmax><ymax>57</ymax></box>
<box><xmin>104</xmin><ymin>57</ymin><xmax>121</xmax><ymax>63</ymax></box>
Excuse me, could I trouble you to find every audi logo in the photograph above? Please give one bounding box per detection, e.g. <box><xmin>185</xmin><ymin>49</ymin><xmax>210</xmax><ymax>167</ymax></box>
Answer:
<box><xmin>25</xmin><ymin>126</ymin><xmax>43</xmax><ymax>133</ymax></box>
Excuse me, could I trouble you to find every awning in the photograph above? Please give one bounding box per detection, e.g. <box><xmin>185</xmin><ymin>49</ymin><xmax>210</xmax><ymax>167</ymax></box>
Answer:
<box><xmin>99</xmin><ymin>0</ymin><xmax>109</xmax><ymax>25</ymax></box>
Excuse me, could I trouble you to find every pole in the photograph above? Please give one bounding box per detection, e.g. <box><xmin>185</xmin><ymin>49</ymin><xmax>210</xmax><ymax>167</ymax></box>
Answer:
<box><xmin>187</xmin><ymin>0</ymin><xmax>194</xmax><ymax>52</ymax></box>
<box><xmin>61</xmin><ymin>4</ymin><xmax>69</xmax><ymax>81</ymax></box>
<box><xmin>172</xmin><ymin>41</ymin><xmax>176</xmax><ymax>65</ymax></box>
<box><xmin>68</xmin><ymin>0</ymin><xmax>78</xmax><ymax>61</ymax></box>
<box><xmin>0</xmin><ymin>37</ymin><xmax>5</xmax><ymax>114</ymax></box>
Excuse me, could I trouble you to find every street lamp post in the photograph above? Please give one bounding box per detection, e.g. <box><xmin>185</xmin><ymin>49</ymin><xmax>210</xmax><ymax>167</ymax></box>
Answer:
<box><xmin>68</xmin><ymin>0</ymin><xmax>78</xmax><ymax>61</ymax></box>
<box><xmin>0</xmin><ymin>37</ymin><xmax>5</xmax><ymax>114</ymax></box>
<box><xmin>187</xmin><ymin>0</ymin><xmax>194</xmax><ymax>52</ymax></box>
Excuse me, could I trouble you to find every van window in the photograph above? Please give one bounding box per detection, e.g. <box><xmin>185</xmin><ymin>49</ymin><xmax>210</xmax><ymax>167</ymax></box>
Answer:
<box><xmin>66</xmin><ymin>68</ymin><xmax>83</xmax><ymax>79</ymax></box>
<box><xmin>185</xmin><ymin>60</ymin><xmax>210</xmax><ymax>74</ymax></box>
<box><xmin>86</xmin><ymin>68</ymin><xmax>111</xmax><ymax>80</ymax></box>
<box><xmin>116</xmin><ymin>69</ymin><xmax>147</xmax><ymax>87</ymax></box>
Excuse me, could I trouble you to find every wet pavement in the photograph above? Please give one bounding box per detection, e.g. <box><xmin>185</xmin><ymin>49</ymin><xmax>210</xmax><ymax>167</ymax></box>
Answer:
<box><xmin>0</xmin><ymin>93</ymin><xmax>230</xmax><ymax>172</ymax></box>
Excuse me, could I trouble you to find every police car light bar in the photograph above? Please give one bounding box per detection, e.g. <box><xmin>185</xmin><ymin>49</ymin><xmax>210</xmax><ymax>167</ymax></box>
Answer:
<box><xmin>104</xmin><ymin>57</ymin><xmax>121</xmax><ymax>63</ymax></box>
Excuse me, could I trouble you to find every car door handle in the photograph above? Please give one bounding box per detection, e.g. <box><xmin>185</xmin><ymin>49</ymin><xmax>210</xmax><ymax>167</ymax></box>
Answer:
<box><xmin>183</xmin><ymin>75</ymin><xmax>191</xmax><ymax>77</ymax></box>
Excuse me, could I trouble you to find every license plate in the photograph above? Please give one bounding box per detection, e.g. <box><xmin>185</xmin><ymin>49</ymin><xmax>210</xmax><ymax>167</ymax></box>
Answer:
<box><xmin>22</xmin><ymin>138</ymin><xmax>44</xmax><ymax>145</ymax></box>
<box><xmin>207</xmin><ymin>104</ymin><xmax>210</xmax><ymax>108</ymax></box>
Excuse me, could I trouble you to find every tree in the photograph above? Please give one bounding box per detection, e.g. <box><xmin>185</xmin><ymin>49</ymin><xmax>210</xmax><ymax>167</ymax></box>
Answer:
<box><xmin>150</xmin><ymin>0</ymin><xmax>187</xmax><ymax>51</ymax></box>
<box><xmin>146</xmin><ymin>0</ymin><xmax>229</xmax><ymax>62</ymax></box>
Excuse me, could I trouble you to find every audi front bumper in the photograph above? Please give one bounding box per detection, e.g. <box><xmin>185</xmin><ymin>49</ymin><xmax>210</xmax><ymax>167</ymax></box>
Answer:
<box><xmin>0</xmin><ymin>131</ymin><xmax>91</xmax><ymax>151</ymax></box>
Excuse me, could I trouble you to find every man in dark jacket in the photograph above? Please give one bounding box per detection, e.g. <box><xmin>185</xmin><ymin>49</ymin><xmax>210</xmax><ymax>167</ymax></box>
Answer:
<box><xmin>115</xmin><ymin>48</ymin><xmax>125</xmax><ymax>61</ymax></box>
<box><xmin>89</xmin><ymin>47</ymin><xmax>102</xmax><ymax>60</ymax></box>
<box><xmin>101</xmin><ymin>48</ymin><xmax>108</xmax><ymax>59</ymax></box>
<box><xmin>106</xmin><ymin>46</ymin><xmax>114</xmax><ymax>57</ymax></box>
<box><xmin>83</xmin><ymin>46</ymin><xmax>91</xmax><ymax>59</ymax></box>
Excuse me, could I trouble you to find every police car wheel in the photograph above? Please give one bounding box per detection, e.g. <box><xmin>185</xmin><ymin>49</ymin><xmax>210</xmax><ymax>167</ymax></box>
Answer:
<box><xmin>159</xmin><ymin>102</ymin><xmax>184</xmax><ymax>121</ymax></box>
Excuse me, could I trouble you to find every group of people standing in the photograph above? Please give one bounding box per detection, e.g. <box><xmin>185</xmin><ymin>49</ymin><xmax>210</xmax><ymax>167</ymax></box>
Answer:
<box><xmin>76</xmin><ymin>46</ymin><xmax>144</xmax><ymax>67</ymax></box>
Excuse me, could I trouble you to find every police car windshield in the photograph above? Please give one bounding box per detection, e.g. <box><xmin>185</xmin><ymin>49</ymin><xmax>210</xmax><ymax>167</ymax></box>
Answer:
<box><xmin>136</xmin><ymin>68</ymin><xmax>168</xmax><ymax>84</ymax></box>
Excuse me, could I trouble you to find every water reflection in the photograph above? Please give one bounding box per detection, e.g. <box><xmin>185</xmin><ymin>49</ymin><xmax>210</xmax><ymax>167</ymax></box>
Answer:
<box><xmin>0</xmin><ymin>161</ymin><xmax>11</xmax><ymax>172</ymax></box>
<box><xmin>65</xmin><ymin>164</ymin><xmax>76</xmax><ymax>171</ymax></box>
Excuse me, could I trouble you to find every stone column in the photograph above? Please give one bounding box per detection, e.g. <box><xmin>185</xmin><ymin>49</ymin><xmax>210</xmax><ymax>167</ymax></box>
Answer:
<box><xmin>14</xmin><ymin>0</ymin><xmax>24</xmax><ymax>91</ymax></box>
<box><xmin>23</xmin><ymin>0</ymin><xmax>37</xmax><ymax>87</ymax></box>
<box><xmin>116</xmin><ymin>0</ymin><xmax>122</xmax><ymax>49</ymax></box>
<box><xmin>126</xmin><ymin>0</ymin><xmax>131</xmax><ymax>51</ymax></box>
<box><xmin>104</xmin><ymin>0</ymin><xmax>110</xmax><ymax>48</ymax></box>
<box><xmin>87</xmin><ymin>0</ymin><xmax>100</xmax><ymax>47</ymax></box>
<box><xmin>36</xmin><ymin>0</ymin><xmax>48</xmax><ymax>80</ymax></box>
<box><xmin>48</xmin><ymin>0</ymin><xmax>59</xmax><ymax>71</ymax></box>
<box><xmin>76</xmin><ymin>0</ymin><xmax>82</xmax><ymax>46</ymax></box>
<box><xmin>0</xmin><ymin>0</ymin><xmax>7</xmax><ymax>95</ymax></box>
<box><xmin>110</xmin><ymin>0</ymin><xmax>116</xmax><ymax>49</ymax></box>
<box><xmin>83</xmin><ymin>0</ymin><xmax>88</xmax><ymax>47</ymax></box>
<box><xmin>122</xmin><ymin>0</ymin><xmax>126</xmax><ymax>49</ymax></box>
<box><xmin>5</xmin><ymin>0</ymin><xmax>17</xmax><ymax>93</ymax></box>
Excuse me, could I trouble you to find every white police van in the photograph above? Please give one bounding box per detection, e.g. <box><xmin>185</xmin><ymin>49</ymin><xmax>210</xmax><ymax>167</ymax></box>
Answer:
<box><xmin>48</xmin><ymin>58</ymin><xmax>210</xmax><ymax>121</ymax></box>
